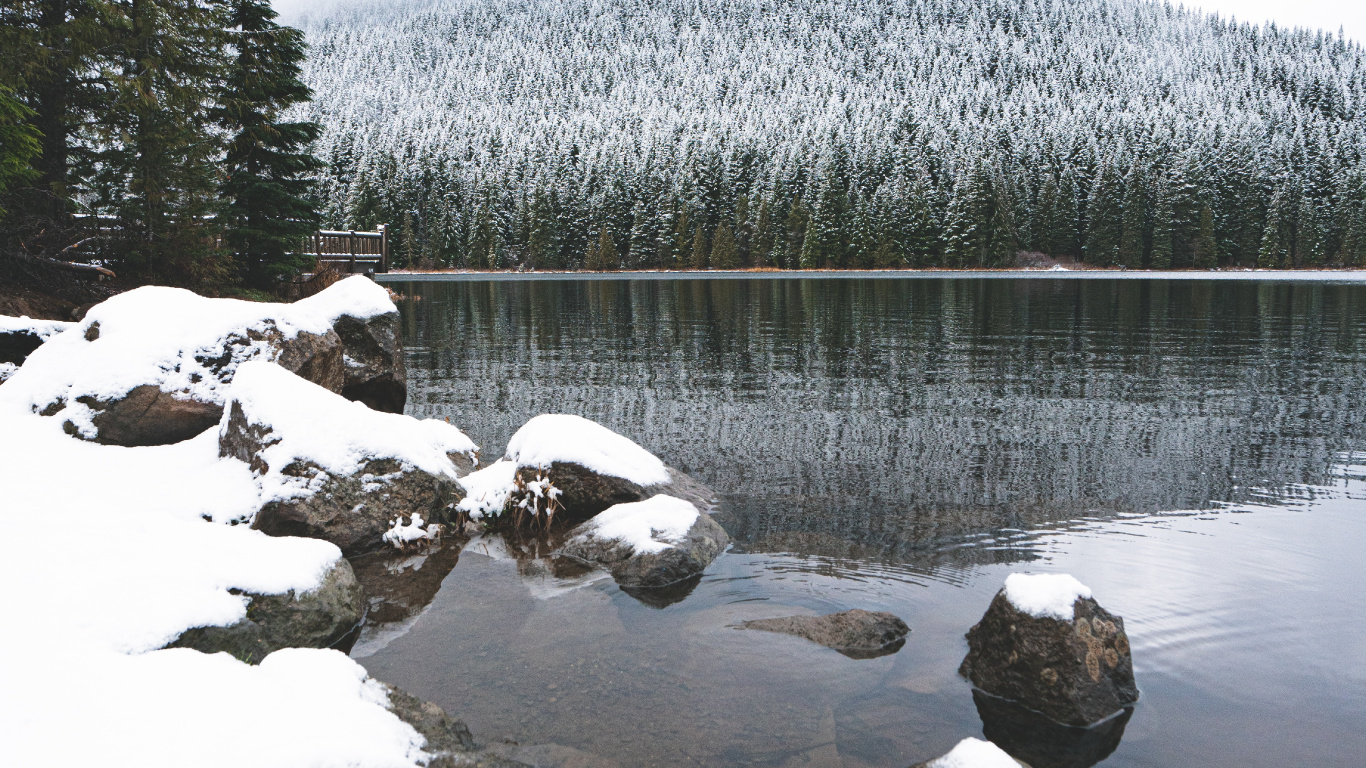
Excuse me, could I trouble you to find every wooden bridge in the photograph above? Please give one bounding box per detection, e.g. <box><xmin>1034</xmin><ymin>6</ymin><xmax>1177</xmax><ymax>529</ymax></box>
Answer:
<box><xmin>301</xmin><ymin>225</ymin><xmax>388</xmax><ymax>273</ymax></box>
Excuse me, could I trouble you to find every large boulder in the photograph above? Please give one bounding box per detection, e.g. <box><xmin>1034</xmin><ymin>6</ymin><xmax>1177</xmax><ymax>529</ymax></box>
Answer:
<box><xmin>959</xmin><ymin>574</ymin><xmax>1138</xmax><ymax>727</ymax></box>
<box><xmin>457</xmin><ymin>414</ymin><xmax>717</xmax><ymax>526</ymax></box>
<box><xmin>220</xmin><ymin>361</ymin><xmax>478</xmax><ymax>555</ymax></box>
<box><xmin>334</xmin><ymin>311</ymin><xmax>407</xmax><ymax>413</ymax></box>
<box><xmin>557</xmin><ymin>495</ymin><xmax>728</xmax><ymax>588</ymax></box>
<box><xmin>740</xmin><ymin>609</ymin><xmax>909</xmax><ymax>659</ymax></box>
<box><xmin>168</xmin><ymin>558</ymin><xmax>363</xmax><ymax>664</ymax></box>
<box><xmin>0</xmin><ymin>315</ymin><xmax>73</xmax><ymax>365</ymax></box>
<box><xmin>4</xmin><ymin>276</ymin><xmax>398</xmax><ymax>446</ymax></box>
<box><xmin>909</xmin><ymin>738</ymin><xmax>1030</xmax><ymax>768</ymax></box>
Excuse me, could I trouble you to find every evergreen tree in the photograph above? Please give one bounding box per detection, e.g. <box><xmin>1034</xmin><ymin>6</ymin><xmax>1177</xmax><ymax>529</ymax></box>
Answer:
<box><xmin>216</xmin><ymin>0</ymin><xmax>323</xmax><ymax>288</ymax></box>
<box><xmin>1192</xmin><ymin>203</ymin><xmax>1218</xmax><ymax>268</ymax></box>
<box><xmin>1118</xmin><ymin>167</ymin><xmax>1146</xmax><ymax>268</ymax></box>
<box><xmin>752</xmin><ymin>198</ymin><xmax>772</xmax><ymax>267</ymax></box>
<box><xmin>1085</xmin><ymin>161</ymin><xmax>1123</xmax><ymax>266</ymax></box>
<box><xmin>585</xmin><ymin>226</ymin><xmax>616</xmax><ymax>270</ymax></box>
<box><xmin>0</xmin><ymin>86</ymin><xmax>40</xmax><ymax>215</ymax></box>
<box><xmin>92</xmin><ymin>0</ymin><xmax>228</xmax><ymax>283</ymax></box>
<box><xmin>1259</xmin><ymin>186</ymin><xmax>1293</xmax><ymax>268</ymax></box>
<box><xmin>689</xmin><ymin>224</ymin><xmax>707</xmax><ymax>269</ymax></box>
<box><xmin>783</xmin><ymin>196</ymin><xmax>808</xmax><ymax>269</ymax></box>
<box><xmin>1150</xmin><ymin>175</ymin><xmax>1174</xmax><ymax>269</ymax></box>
<box><xmin>710</xmin><ymin>222</ymin><xmax>737</xmax><ymax>269</ymax></box>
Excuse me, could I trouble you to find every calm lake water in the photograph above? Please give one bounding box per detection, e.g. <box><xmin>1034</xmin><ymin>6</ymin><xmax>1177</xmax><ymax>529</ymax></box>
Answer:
<box><xmin>358</xmin><ymin>276</ymin><xmax>1366</xmax><ymax>768</ymax></box>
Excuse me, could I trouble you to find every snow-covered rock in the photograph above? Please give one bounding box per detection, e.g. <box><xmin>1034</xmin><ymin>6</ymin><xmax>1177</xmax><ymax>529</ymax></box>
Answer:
<box><xmin>739</xmin><ymin>609</ymin><xmax>909</xmax><ymax>659</ymax></box>
<box><xmin>5</xmin><ymin>276</ymin><xmax>397</xmax><ymax>445</ymax></box>
<box><xmin>458</xmin><ymin>414</ymin><xmax>718</xmax><ymax>525</ymax></box>
<box><xmin>0</xmin><ymin>314</ymin><xmax>73</xmax><ymax>364</ymax></box>
<box><xmin>334</xmin><ymin>310</ymin><xmax>408</xmax><ymax>413</ymax></box>
<box><xmin>168</xmin><ymin>557</ymin><xmax>364</xmax><ymax>663</ymax></box>
<box><xmin>220</xmin><ymin>361</ymin><xmax>476</xmax><ymax>555</ymax></box>
<box><xmin>910</xmin><ymin>737</ymin><xmax>1028</xmax><ymax>768</ymax></box>
<box><xmin>0</xmin><ymin>386</ymin><xmax>443</xmax><ymax>767</ymax></box>
<box><xmin>557</xmin><ymin>495</ymin><xmax>729</xmax><ymax>588</ymax></box>
<box><xmin>959</xmin><ymin>574</ymin><xmax>1138</xmax><ymax>726</ymax></box>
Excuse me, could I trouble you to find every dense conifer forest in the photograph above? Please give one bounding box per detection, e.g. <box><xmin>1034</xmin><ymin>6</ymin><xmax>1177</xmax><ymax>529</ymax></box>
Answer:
<box><xmin>295</xmin><ymin>0</ymin><xmax>1366</xmax><ymax>270</ymax></box>
<box><xmin>0</xmin><ymin>0</ymin><xmax>322</xmax><ymax>291</ymax></box>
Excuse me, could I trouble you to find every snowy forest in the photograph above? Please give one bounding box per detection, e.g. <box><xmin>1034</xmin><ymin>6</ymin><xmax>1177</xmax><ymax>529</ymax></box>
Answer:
<box><xmin>295</xmin><ymin>0</ymin><xmax>1366</xmax><ymax>271</ymax></box>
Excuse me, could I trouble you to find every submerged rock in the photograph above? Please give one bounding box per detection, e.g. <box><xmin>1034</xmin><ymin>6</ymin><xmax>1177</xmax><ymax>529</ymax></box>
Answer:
<box><xmin>382</xmin><ymin>684</ymin><xmax>531</xmax><ymax>768</ymax></box>
<box><xmin>557</xmin><ymin>495</ymin><xmax>728</xmax><ymax>588</ymax></box>
<box><xmin>168</xmin><ymin>558</ymin><xmax>363</xmax><ymax>663</ymax></box>
<box><xmin>959</xmin><ymin>574</ymin><xmax>1138</xmax><ymax>727</ymax></box>
<box><xmin>740</xmin><ymin>609</ymin><xmax>910</xmax><ymax>658</ymax></box>
<box><xmin>9</xmin><ymin>277</ymin><xmax>400</xmax><ymax>446</ymax></box>
<box><xmin>909</xmin><ymin>737</ymin><xmax>1030</xmax><ymax>768</ymax></box>
<box><xmin>334</xmin><ymin>311</ymin><xmax>407</xmax><ymax>413</ymax></box>
<box><xmin>220</xmin><ymin>361</ymin><xmax>477</xmax><ymax>555</ymax></box>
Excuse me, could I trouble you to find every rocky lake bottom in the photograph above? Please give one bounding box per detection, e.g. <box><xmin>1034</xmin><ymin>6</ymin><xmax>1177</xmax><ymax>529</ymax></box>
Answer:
<box><xmin>358</xmin><ymin>276</ymin><xmax>1366</xmax><ymax>768</ymax></box>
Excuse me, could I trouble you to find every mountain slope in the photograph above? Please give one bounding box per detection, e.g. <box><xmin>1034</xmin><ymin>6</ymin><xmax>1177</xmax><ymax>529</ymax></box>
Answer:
<box><xmin>293</xmin><ymin>0</ymin><xmax>1366</xmax><ymax>269</ymax></box>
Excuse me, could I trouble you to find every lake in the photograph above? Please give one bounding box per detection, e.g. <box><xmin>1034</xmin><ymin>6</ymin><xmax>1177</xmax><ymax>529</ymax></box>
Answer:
<box><xmin>356</xmin><ymin>275</ymin><xmax>1366</xmax><ymax>768</ymax></box>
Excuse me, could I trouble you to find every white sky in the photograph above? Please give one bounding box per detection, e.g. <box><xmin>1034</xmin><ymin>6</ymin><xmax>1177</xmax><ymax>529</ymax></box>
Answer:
<box><xmin>272</xmin><ymin>0</ymin><xmax>1366</xmax><ymax>44</ymax></box>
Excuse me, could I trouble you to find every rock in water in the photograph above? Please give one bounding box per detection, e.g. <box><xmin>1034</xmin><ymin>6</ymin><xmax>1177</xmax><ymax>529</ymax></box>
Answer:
<box><xmin>959</xmin><ymin>573</ymin><xmax>1138</xmax><ymax>727</ymax></box>
<box><xmin>168</xmin><ymin>558</ymin><xmax>363</xmax><ymax>663</ymax></box>
<box><xmin>557</xmin><ymin>495</ymin><xmax>729</xmax><ymax>588</ymax></box>
<box><xmin>909</xmin><ymin>737</ymin><xmax>1030</xmax><ymax>768</ymax></box>
<box><xmin>459</xmin><ymin>414</ymin><xmax>718</xmax><ymax>525</ymax></box>
<box><xmin>334</xmin><ymin>311</ymin><xmax>407</xmax><ymax>413</ymax></box>
<box><xmin>220</xmin><ymin>361</ymin><xmax>477</xmax><ymax>555</ymax></box>
<box><xmin>381</xmin><ymin>684</ymin><xmax>532</xmax><ymax>768</ymax></box>
<box><xmin>973</xmin><ymin>689</ymin><xmax>1132</xmax><ymax>768</ymax></box>
<box><xmin>740</xmin><ymin>609</ymin><xmax>910</xmax><ymax>658</ymax></box>
<box><xmin>7</xmin><ymin>277</ymin><xmax>398</xmax><ymax>446</ymax></box>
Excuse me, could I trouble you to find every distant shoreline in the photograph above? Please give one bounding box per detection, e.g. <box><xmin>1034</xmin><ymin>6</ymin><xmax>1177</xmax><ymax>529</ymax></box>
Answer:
<box><xmin>378</xmin><ymin>268</ymin><xmax>1366</xmax><ymax>283</ymax></box>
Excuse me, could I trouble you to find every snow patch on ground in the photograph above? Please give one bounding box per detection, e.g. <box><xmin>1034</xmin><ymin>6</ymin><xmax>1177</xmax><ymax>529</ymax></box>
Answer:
<box><xmin>564</xmin><ymin>495</ymin><xmax>700</xmax><ymax>555</ymax></box>
<box><xmin>226</xmin><ymin>361</ymin><xmax>475</xmax><ymax>503</ymax></box>
<box><xmin>2</xmin><ymin>275</ymin><xmax>394</xmax><ymax>412</ymax></box>
<box><xmin>0</xmin><ymin>314</ymin><xmax>74</xmax><ymax>338</ymax></box>
<box><xmin>504</xmin><ymin>414</ymin><xmax>670</xmax><ymax>486</ymax></box>
<box><xmin>1003</xmin><ymin>573</ymin><xmax>1093</xmax><ymax>620</ymax></box>
<box><xmin>925</xmin><ymin>737</ymin><xmax>1020</xmax><ymax>767</ymax></box>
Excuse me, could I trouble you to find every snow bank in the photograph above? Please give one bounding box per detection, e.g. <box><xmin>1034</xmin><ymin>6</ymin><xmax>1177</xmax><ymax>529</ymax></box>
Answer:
<box><xmin>564</xmin><ymin>495</ymin><xmax>700</xmax><ymax>555</ymax></box>
<box><xmin>925</xmin><ymin>738</ymin><xmax>1020</xmax><ymax>768</ymax></box>
<box><xmin>225</xmin><ymin>360</ymin><xmax>475</xmax><ymax>503</ymax></box>
<box><xmin>0</xmin><ymin>372</ymin><xmax>434</xmax><ymax>766</ymax></box>
<box><xmin>3</xmin><ymin>275</ymin><xmax>394</xmax><ymax>412</ymax></box>
<box><xmin>1003</xmin><ymin>573</ymin><xmax>1093</xmax><ymax>620</ymax></box>
<box><xmin>0</xmin><ymin>362</ymin><xmax>15</xmax><ymax>383</ymax></box>
<box><xmin>0</xmin><ymin>314</ymin><xmax>74</xmax><ymax>339</ymax></box>
<box><xmin>504</xmin><ymin>414</ymin><xmax>670</xmax><ymax>486</ymax></box>
<box><xmin>455</xmin><ymin>459</ymin><xmax>518</xmax><ymax>520</ymax></box>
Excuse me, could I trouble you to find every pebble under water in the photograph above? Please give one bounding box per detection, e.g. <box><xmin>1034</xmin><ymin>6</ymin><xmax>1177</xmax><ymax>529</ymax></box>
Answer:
<box><xmin>354</xmin><ymin>276</ymin><xmax>1366</xmax><ymax>768</ymax></box>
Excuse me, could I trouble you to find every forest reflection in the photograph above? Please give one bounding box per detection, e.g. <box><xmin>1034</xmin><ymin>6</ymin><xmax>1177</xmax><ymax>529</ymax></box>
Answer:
<box><xmin>396</xmin><ymin>277</ymin><xmax>1366</xmax><ymax>567</ymax></box>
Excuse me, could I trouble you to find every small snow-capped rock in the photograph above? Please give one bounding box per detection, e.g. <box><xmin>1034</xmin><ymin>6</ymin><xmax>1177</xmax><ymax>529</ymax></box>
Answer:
<box><xmin>220</xmin><ymin>361</ymin><xmax>476</xmax><ymax>555</ymax></box>
<box><xmin>910</xmin><ymin>737</ymin><xmax>1029</xmax><ymax>768</ymax></box>
<box><xmin>462</xmin><ymin>413</ymin><xmax>718</xmax><ymax>526</ymax></box>
<box><xmin>960</xmin><ymin>574</ymin><xmax>1138</xmax><ymax>727</ymax></box>
<box><xmin>557</xmin><ymin>495</ymin><xmax>729</xmax><ymax>588</ymax></box>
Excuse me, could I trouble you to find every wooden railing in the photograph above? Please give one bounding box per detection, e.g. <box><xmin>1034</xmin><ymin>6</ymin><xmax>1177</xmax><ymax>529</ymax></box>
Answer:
<box><xmin>300</xmin><ymin>225</ymin><xmax>388</xmax><ymax>273</ymax></box>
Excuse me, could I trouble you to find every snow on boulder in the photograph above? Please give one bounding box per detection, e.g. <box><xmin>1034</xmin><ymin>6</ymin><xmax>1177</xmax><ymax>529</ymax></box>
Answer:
<box><xmin>461</xmin><ymin>414</ymin><xmax>717</xmax><ymax>526</ymax></box>
<box><xmin>220</xmin><ymin>361</ymin><xmax>477</xmax><ymax>555</ymax></box>
<box><xmin>0</xmin><ymin>314</ymin><xmax>74</xmax><ymax>365</ymax></box>
<box><xmin>910</xmin><ymin>737</ymin><xmax>1029</xmax><ymax>768</ymax></box>
<box><xmin>557</xmin><ymin>495</ymin><xmax>729</xmax><ymax>588</ymax></box>
<box><xmin>5</xmin><ymin>276</ymin><xmax>397</xmax><ymax>446</ymax></box>
<box><xmin>959</xmin><ymin>573</ymin><xmax>1138</xmax><ymax>727</ymax></box>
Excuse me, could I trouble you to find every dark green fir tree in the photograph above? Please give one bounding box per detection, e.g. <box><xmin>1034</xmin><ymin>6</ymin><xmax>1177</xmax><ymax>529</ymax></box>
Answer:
<box><xmin>216</xmin><ymin>0</ymin><xmax>324</xmax><ymax>288</ymax></box>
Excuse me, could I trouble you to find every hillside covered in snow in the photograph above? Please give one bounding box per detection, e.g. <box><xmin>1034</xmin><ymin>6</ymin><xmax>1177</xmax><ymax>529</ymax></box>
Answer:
<box><xmin>292</xmin><ymin>0</ymin><xmax>1366</xmax><ymax>270</ymax></box>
